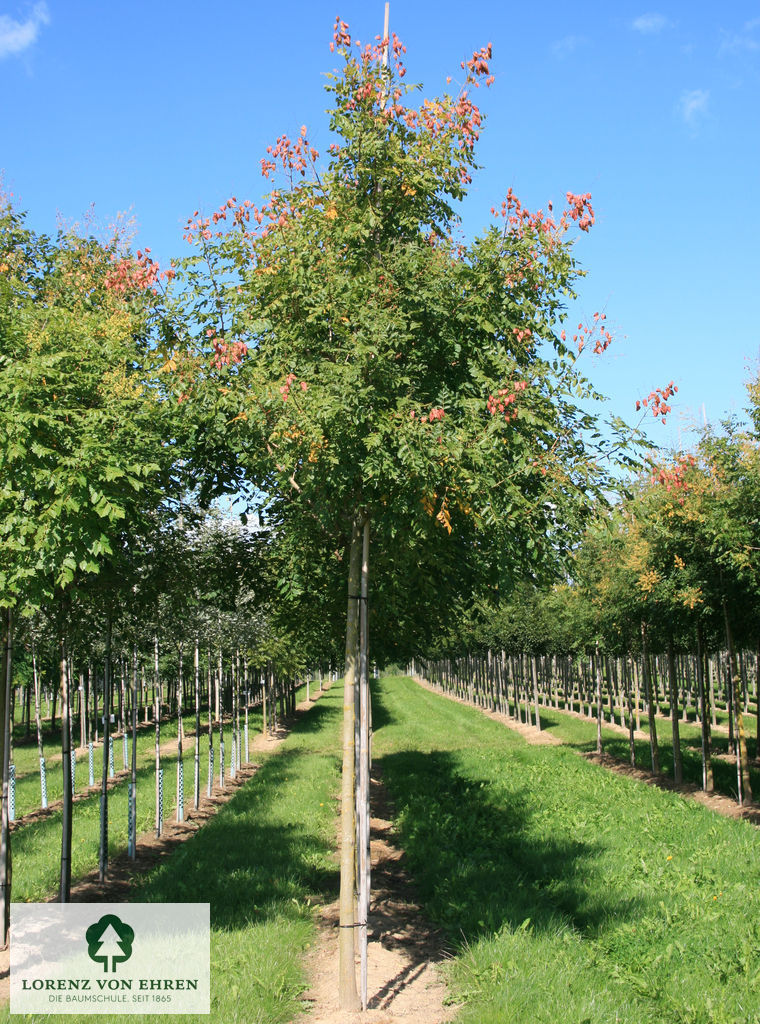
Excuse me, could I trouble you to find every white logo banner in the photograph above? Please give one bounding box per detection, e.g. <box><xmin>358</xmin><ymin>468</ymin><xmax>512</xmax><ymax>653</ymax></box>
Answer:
<box><xmin>10</xmin><ymin>903</ymin><xmax>210</xmax><ymax>1014</ymax></box>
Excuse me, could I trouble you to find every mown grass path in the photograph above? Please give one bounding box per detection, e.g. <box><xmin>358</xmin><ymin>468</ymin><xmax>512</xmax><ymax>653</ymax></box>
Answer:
<box><xmin>373</xmin><ymin>677</ymin><xmax>760</xmax><ymax>1024</ymax></box>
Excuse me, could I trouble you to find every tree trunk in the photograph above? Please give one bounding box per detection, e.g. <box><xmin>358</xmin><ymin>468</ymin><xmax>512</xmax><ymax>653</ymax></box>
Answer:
<box><xmin>78</xmin><ymin>668</ymin><xmax>86</xmax><ymax>750</ymax></box>
<box><xmin>594</xmin><ymin>646</ymin><xmax>603</xmax><ymax>755</ymax></box>
<box><xmin>215</xmin><ymin>645</ymin><xmax>222</xmax><ymax>728</ymax></box>
<box><xmin>59</xmin><ymin>640</ymin><xmax>73</xmax><ymax>901</ymax></box>
<box><xmin>31</xmin><ymin>642</ymin><xmax>45</xmax><ymax>766</ymax></box>
<box><xmin>194</xmin><ymin>639</ymin><xmax>201</xmax><ymax>808</ymax></box>
<box><xmin>667</xmin><ymin>640</ymin><xmax>683</xmax><ymax>784</ymax></box>
<box><xmin>641</xmin><ymin>623</ymin><xmax>660</xmax><ymax>775</ymax></box>
<box><xmin>218</xmin><ymin>654</ymin><xmax>224</xmax><ymax>790</ymax></box>
<box><xmin>129</xmin><ymin>648</ymin><xmax>138</xmax><ymax>859</ymax></box>
<box><xmin>99</xmin><ymin>622</ymin><xmax>112</xmax><ymax>882</ymax></box>
<box><xmin>357</xmin><ymin>517</ymin><xmax>371</xmax><ymax>1010</ymax></box>
<box><xmin>696</xmin><ymin>625</ymin><xmax>713</xmax><ymax>793</ymax></box>
<box><xmin>338</xmin><ymin>518</ymin><xmax>362</xmax><ymax>1011</ymax></box>
<box><xmin>723</xmin><ymin>598</ymin><xmax>752</xmax><ymax>803</ymax></box>
<box><xmin>177</xmin><ymin>645</ymin><xmax>185</xmax><ymax>819</ymax></box>
<box><xmin>262</xmin><ymin>662</ymin><xmax>268</xmax><ymax>737</ymax></box>
<box><xmin>154</xmin><ymin>637</ymin><xmax>162</xmax><ymax>837</ymax></box>
<box><xmin>626</xmin><ymin>657</ymin><xmax>635</xmax><ymax>766</ymax></box>
<box><xmin>531</xmin><ymin>656</ymin><xmax>542</xmax><ymax>732</ymax></box>
<box><xmin>0</xmin><ymin>609</ymin><xmax>13</xmax><ymax>947</ymax></box>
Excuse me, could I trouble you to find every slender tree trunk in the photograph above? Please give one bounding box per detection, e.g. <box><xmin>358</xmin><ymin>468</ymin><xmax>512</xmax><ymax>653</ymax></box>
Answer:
<box><xmin>338</xmin><ymin>518</ymin><xmax>362</xmax><ymax>1012</ymax></box>
<box><xmin>0</xmin><ymin>609</ymin><xmax>13</xmax><ymax>947</ymax></box>
<box><xmin>129</xmin><ymin>648</ymin><xmax>138</xmax><ymax>859</ymax></box>
<box><xmin>60</xmin><ymin>639</ymin><xmax>73</xmax><ymax>901</ymax></box>
<box><xmin>154</xmin><ymin>637</ymin><xmax>162</xmax><ymax>838</ymax></box>
<box><xmin>99</xmin><ymin>622</ymin><xmax>112</xmax><ymax>882</ymax></box>
<box><xmin>218</xmin><ymin>654</ymin><xmax>225</xmax><ymax>790</ymax></box>
<box><xmin>177</xmin><ymin>645</ymin><xmax>185</xmax><ymax>819</ymax></box>
<box><xmin>119</xmin><ymin>660</ymin><xmax>127</xmax><ymax>767</ymax></box>
<box><xmin>357</xmin><ymin>517</ymin><xmax>371</xmax><ymax>1010</ymax></box>
<box><xmin>231</xmin><ymin>652</ymin><xmax>238</xmax><ymax>778</ymax></box>
<box><xmin>531</xmin><ymin>655</ymin><xmax>542</xmax><ymax>732</ymax></box>
<box><xmin>726</xmin><ymin>654</ymin><xmax>735</xmax><ymax>751</ymax></box>
<box><xmin>641</xmin><ymin>623</ymin><xmax>660</xmax><ymax>775</ymax></box>
<box><xmin>262</xmin><ymin>662</ymin><xmax>268</xmax><ymax>737</ymax></box>
<box><xmin>697</xmin><ymin>625</ymin><xmax>713</xmax><ymax>793</ymax></box>
<box><xmin>215</xmin><ymin>644</ymin><xmax>222</xmax><ymax>728</ymax></box>
<box><xmin>723</xmin><ymin>598</ymin><xmax>752</xmax><ymax>803</ymax></box>
<box><xmin>205</xmin><ymin>649</ymin><xmax>213</xmax><ymax>786</ymax></box>
<box><xmin>235</xmin><ymin>649</ymin><xmax>241</xmax><ymax>770</ymax></box>
<box><xmin>594</xmin><ymin>646</ymin><xmax>603</xmax><ymax>755</ymax></box>
<box><xmin>626</xmin><ymin>657</ymin><xmax>635</xmax><ymax>765</ymax></box>
<box><xmin>32</xmin><ymin>642</ymin><xmax>45</xmax><ymax>764</ymax></box>
<box><xmin>23</xmin><ymin>679</ymin><xmax>30</xmax><ymax>738</ymax></box>
<box><xmin>78</xmin><ymin>668</ymin><xmax>86</xmax><ymax>750</ymax></box>
<box><xmin>194</xmin><ymin>639</ymin><xmax>201</xmax><ymax>808</ymax></box>
<box><xmin>92</xmin><ymin>662</ymin><xmax>98</xmax><ymax>745</ymax></box>
<box><xmin>667</xmin><ymin>640</ymin><xmax>683</xmax><ymax>784</ymax></box>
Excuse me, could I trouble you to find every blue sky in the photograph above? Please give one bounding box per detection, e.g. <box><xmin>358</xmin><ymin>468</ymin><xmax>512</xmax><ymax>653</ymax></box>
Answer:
<box><xmin>2</xmin><ymin>0</ymin><xmax>759</xmax><ymax>454</ymax></box>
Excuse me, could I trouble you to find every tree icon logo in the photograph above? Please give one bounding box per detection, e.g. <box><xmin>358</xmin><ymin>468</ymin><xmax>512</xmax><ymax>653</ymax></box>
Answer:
<box><xmin>85</xmin><ymin>914</ymin><xmax>135</xmax><ymax>972</ymax></box>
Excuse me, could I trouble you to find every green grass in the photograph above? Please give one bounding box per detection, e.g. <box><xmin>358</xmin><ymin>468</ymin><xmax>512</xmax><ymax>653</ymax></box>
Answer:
<box><xmin>4</xmin><ymin>683</ymin><xmax>342</xmax><ymax>1024</ymax></box>
<box><xmin>484</xmin><ymin>685</ymin><xmax>760</xmax><ymax>801</ymax></box>
<box><xmin>525</xmin><ymin>702</ymin><xmax>760</xmax><ymax>802</ymax></box>
<box><xmin>373</xmin><ymin>677</ymin><xmax>760</xmax><ymax>1024</ymax></box>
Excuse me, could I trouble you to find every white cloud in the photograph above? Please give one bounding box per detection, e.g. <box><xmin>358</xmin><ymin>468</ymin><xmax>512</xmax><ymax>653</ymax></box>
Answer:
<box><xmin>678</xmin><ymin>88</ymin><xmax>709</xmax><ymax>125</ymax></box>
<box><xmin>719</xmin><ymin>19</ymin><xmax>760</xmax><ymax>55</ymax></box>
<box><xmin>551</xmin><ymin>35</ymin><xmax>587</xmax><ymax>58</ymax></box>
<box><xmin>631</xmin><ymin>13</ymin><xmax>669</xmax><ymax>34</ymax></box>
<box><xmin>0</xmin><ymin>2</ymin><xmax>49</xmax><ymax>60</ymax></box>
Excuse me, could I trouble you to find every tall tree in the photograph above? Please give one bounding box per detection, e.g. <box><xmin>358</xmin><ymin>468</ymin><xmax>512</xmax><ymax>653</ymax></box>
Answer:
<box><xmin>0</xmin><ymin>198</ymin><xmax>185</xmax><ymax>893</ymax></box>
<box><xmin>164</xmin><ymin>22</ymin><xmax>642</xmax><ymax>1003</ymax></box>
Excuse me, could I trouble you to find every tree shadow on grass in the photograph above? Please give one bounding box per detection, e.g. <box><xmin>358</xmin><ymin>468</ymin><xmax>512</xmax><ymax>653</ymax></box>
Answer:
<box><xmin>376</xmin><ymin>742</ymin><xmax>640</xmax><ymax>948</ymax></box>
<box><xmin>368</xmin><ymin>679</ymin><xmax>395</xmax><ymax>732</ymax></box>
<box><xmin>130</xmin><ymin>743</ymin><xmax>340</xmax><ymax>932</ymax></box>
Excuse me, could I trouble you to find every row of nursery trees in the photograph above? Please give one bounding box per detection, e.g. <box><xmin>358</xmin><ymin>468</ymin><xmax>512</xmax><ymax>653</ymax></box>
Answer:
<box><xmin>420</xmin><ymin>404</ymin><xmax>760</xmax><ymax>805</ymax></box>
<box><xmin>2</xmin><ymin>510</ymin><xmax>331</xmax><ymax>910</ymax></box>
<box><xmin>1</xmin><ymin>13</ymin><xmax>722</xmax><ymax>1008</ymax></box>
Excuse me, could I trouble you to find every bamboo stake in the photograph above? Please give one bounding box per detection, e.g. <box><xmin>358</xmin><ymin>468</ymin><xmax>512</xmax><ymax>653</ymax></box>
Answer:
<box><xmin>99</xmin><ymin>621</ymin><xmax>112</xmax><ymax>881</ymax></box>
<box><xmin>338</xmin><ymin>519</ymin><xmax>362</xmax><ymax>1011</ymax></box>
<box><xmin>358</xmin><ymin>517</ymin><xmax>371</xmax><ymax>1009</ymax></box>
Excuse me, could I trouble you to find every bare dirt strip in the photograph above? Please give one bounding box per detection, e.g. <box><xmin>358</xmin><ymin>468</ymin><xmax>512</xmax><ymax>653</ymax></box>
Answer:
<box><xmin>301</xmin><ymin>770</ymin><xmax>459</xmax><ymax>1024</ymax></box>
